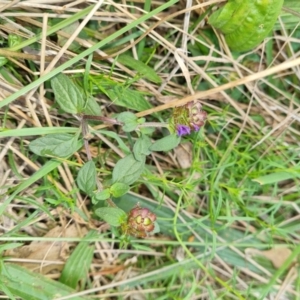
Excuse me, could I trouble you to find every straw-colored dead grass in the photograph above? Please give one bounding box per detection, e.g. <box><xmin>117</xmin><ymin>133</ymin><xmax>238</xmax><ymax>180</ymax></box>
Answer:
<box><xmin>0</xmin><ymin>0</ymin><xmax>299</xmax><ymax>299</ymax></box>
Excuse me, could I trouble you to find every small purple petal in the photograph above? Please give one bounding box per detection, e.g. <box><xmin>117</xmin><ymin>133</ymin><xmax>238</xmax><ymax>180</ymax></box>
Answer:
<box><xmin>176</xmin><ymin>124</ymin><xmax>191</xmax><ymax>136</ymax></box>
<box><xmin>192</xmin><ymin>124</ymin><xmax>200</xmax><ymax>131</ymax></box>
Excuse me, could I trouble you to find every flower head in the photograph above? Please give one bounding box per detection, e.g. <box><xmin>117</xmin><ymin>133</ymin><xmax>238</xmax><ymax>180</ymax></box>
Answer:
<box><xmin>121</xmin><ymin>204</ymin><xmax>157</xmax><ymax>238</ymax></box>
<box><xmin>169</xmin><ymin>100</ymin><xmax>207</xmax><ymax>136</ymax></box>
<box><xmin>176</xmin><ymin>124</ymin><xmax>191</xmax><ymax>136</ymax></box>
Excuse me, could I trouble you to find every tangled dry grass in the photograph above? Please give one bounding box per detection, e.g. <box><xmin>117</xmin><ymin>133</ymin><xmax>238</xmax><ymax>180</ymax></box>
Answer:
<box><xmin>0</xmin><ymin>0</ymin><xmax>299</xmax><ymax>299</ymax></box>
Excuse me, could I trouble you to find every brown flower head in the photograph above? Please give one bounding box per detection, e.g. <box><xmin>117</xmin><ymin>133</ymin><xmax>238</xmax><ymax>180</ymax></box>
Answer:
<box><xmin>186</xmin><ymin>101</ymin><xmax>207</xmax><ymax>131</ymax></box>
<box><xmin>125</xmin><ymin>204</ymin><xmax>157</xmax><ymax>238</ymax></box>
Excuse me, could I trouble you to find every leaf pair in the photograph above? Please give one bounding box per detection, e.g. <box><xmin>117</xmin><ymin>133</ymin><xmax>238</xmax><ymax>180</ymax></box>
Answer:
<box><xmin>76</xmin><ymin>161</ymin><xmax>130</xmax><ymax>202</ymax></box>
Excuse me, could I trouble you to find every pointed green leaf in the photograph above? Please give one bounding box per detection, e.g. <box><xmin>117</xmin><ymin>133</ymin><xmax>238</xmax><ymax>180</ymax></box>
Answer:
<box><xmin>110</xmin><ymin>182</ymin><xmax>130</xmax><ymax>198</ymax></box>
<box><xmin>29</xmin><ymin>133</ymin><xmax>82</xmax><ymax>158</ymax></box>
<box><xmin>149</xmin><ymin>134</ymin><xmax>181</xmax><ymax>152</ymax></box>
<box><xmin>51</xmin><ymin>73</ymin><xmax>85</xmax><ymax>114</ymax></box>
<box><xmin>95</xmin><ymin>207</ymin><xmax>127</xmax><ymax>226</ymax></box>
<box><xmin>116</xmin><ymin>112</ymin><xmax>139</xmax><ymax>132</ymax></box>
<box><xmin>133</xmin><ymin>134</ymin><xmax>152</xmax><ymax>161</ymax></box>
<box><xmin>77</xmin><ymin>160</ymin><xmax>97</xmax><ymax>195</ymax></box>
<box><xmin>252</xmin><ymin>171</ymin><xmax>299</xmax><ymax>185</ymax></box>
<box><xmin>112</xmin><ymin>154</ymin><xmax>145</xmax><ymax>185</ymax></box>
<box><xmin>83</xmin><ymin>96</ymin><xmax>101</xmax><ymax>116</ymax></box>
<box><xmin>93</xmin><ymin>77</ymin><xmax>152</xmax><ymax>111</ymax></box>
<box><xmin>93</xmin><ymin>189</ymin><xmax>110</xmax><ymax>202</ymax></box>
<box><xmin>99</xmin><ymin>130</ymin><xmax>130</xmax><ymax>153</ymax></box>
<box><xmin>118</xmin><ymin>54</ymin><xmax>162</xmax><ymax>83</ymax></box>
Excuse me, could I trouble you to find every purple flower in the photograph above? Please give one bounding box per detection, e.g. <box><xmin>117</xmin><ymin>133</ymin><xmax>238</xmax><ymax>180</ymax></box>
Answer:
<box><xmin>169</xmin><ymin>100</ymin><xmax>207</xmax><ymax>136</ymax></box>
<box><xmin>176</xmin><ymin>124</ymin><xmax>191</xmax><ymax>136</ymax></box>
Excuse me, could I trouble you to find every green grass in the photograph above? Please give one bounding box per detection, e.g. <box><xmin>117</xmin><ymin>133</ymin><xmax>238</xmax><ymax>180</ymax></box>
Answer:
<box><xmin>0</xmin><ymin>0</ymin><xmax>300</xmax><ymax>299</ymax></box>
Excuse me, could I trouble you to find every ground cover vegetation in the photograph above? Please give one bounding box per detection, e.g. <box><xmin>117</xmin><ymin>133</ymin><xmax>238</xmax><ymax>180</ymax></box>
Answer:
<box><xmin>0</xmin><ymin>0</ymin><xmax>299</xmax><ymax>299</ymax></box>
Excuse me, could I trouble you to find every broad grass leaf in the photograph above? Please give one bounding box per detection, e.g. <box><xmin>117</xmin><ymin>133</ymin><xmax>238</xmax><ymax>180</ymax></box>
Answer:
<box><xmin>274</xmin><ymin>1</ymin><xmax>300</xmax><ymax>30</ymax></box>
<box><xmin>112</xmin><ymin>154</ymin><xmax>145</xmax><ymax>185</ymax></box>
<box><xmin>95</xmin><ymin>207</ymin><xmax>127</xmax><ymax>226</ymax></box>
<box><xmin>29</xmin><ymin>133</ymin><xmax>82</xmax><ymax>158</ymax></box>
<box><xmin>118</xmin><ymin>54</ymin><xmax>162</xmax><ymax>83</ymax></box>
<box><xmin>51</xmin><ymin>73</ymin><xmax>85</xmax><ymax>114</ymax></box>
<box><xmin>149</xmin><ymin>134</ymin><xmax>181</xmax><ymax>152</ymax></box>
<box><xmin>77</xmin><ymin>160</ymin><xmax>97</xmax><ymax>195</ymax></box>
<box><xmin>252</xmin><ymin>171</ymin><xmax>298</xmax><ymax>185</ymax></box>
<box><xmin>0</xmin><ymin>243</ymin><xmax>23</xmax><ymax>254</ymax></box>
<box><xmin>60</xmin><ymin>231</ymin><xmax>96</xmax><ymax>289</ymax></box>
<box><xmin>0</xmin><ymin>263</ymin><xmax>88</xmax><ymax>300</ymax></box>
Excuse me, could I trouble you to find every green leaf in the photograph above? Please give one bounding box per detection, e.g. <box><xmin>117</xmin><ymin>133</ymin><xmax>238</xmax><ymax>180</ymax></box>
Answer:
<box><xmin>118</xmin><ymin>54</ymin><xmax>162</xmax><ymax>83</ymax></box>
<box><xmin>208</xmin><ymin>0</ymin><xmax>284</xmax><ymax>51</ymax></box>
<box><xmin>57</xmin><ymin>22</ymin><xmax>81</xmax><ymax>51</ymax></box>
<box><xmin>29</xmin><ymin>133</ymin><xmax>82</xmax><ymax>158</ymax></box>
<box><xmin>77</xmin><ymin>160</ymin><xmax>97</xmax><ymax>195</ymax></box>
<box><xmin>139</xmin><ymin>126</ymin><xmax>155</xmax><ymax>135</ymax></box>
<box><xmin>149</xmin><ymin>134</ymin><xmax>181</xmax><ymax>152</ymax></box>
<box><xmin>0</xmin><ymin>1</ymin><xmax>178</xmax><ymax>111</ymax></box>
<box><xmin>0</xmin><ymin>263</ymin><xmax>88</xmax><ymax>300</ymax></box>
<box><xmin>95</xmin><ymin>207</ymin><xmax>127</xmax><ymax>226</ymax></box>
<box><xmin>252</xmin><ymin>171</ymin><xmax>299</xmax><ymax>185</ymax></box>
<box><xmin>274</xmin><ymin>1</ymin><xmax>300</xmax><ymax>30</ymax></box>
<box><xmin>93</xmin><ymin>76</ymin><xmax>152</xmax><ymax>111</ymax></box>
<box><xmin>112</xmin><ymin>154</ymin><xmax>145</xmax><ymax>185</ymax></box>
<box><xmin>133</xmin><ymin>134</ymin><xmax>152</xmax><ymax>161</ymax></box>
<box><xmin>0</xmin><ymin>243</ymin><xmax>23</xmax><ymax>255</ymax></box>
<box><xmin>93</xmin><ymin>189</ymin><xmax>110</xmax><ymax>202</ymax></box>
<box><xmin>8</xmin><ymin>34</ymin><xmax>23</xmax><ymax>48</ymax></box>
<box><xmin>51</xmin><ymin>73</ymin><xmax>85</xmax><ymax>114</ymax></box>
<box><xmin>98</xmin><ymin>130</ymin><xmax>130</xmax><ymax>153</ymax></box>
<box><xmin>110</xmin><ymin>182</ymin><xmax>130</xmax><ymax>198</ymax></box>
<box><xmin>0</xmin><ymin>282</ymin><xmax>16</xmax><ymax>300</ymax></box>
<box><xmin>83</xmin><ymin>96</ymin><xmax>101</xmax><ymax>116</ymax></box>
<box><xmin>116</xmin><ymin>112</ymin><xmax>139</xmax><ymax>132</ymax></box>
<box><xmin>0</xmin><ymin>159</ymin><xmax>62</xmax><ymax>217</ymax></box>
<box><xmin>60</xmin><ymin>231</ymin><xmax>96</xmax><ymax>289</ymax></box>
<box><xmin>0</xmin><ymin>57</ymin><xmax>8</xmax><ymax>67</ymax></box>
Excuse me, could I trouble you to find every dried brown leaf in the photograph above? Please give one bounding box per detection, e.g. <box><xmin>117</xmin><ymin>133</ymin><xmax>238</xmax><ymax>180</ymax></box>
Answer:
<box><xmin>5</xmin><ymin>224</ymin><xmax>88</xmax><ymax>274</ymax></box>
